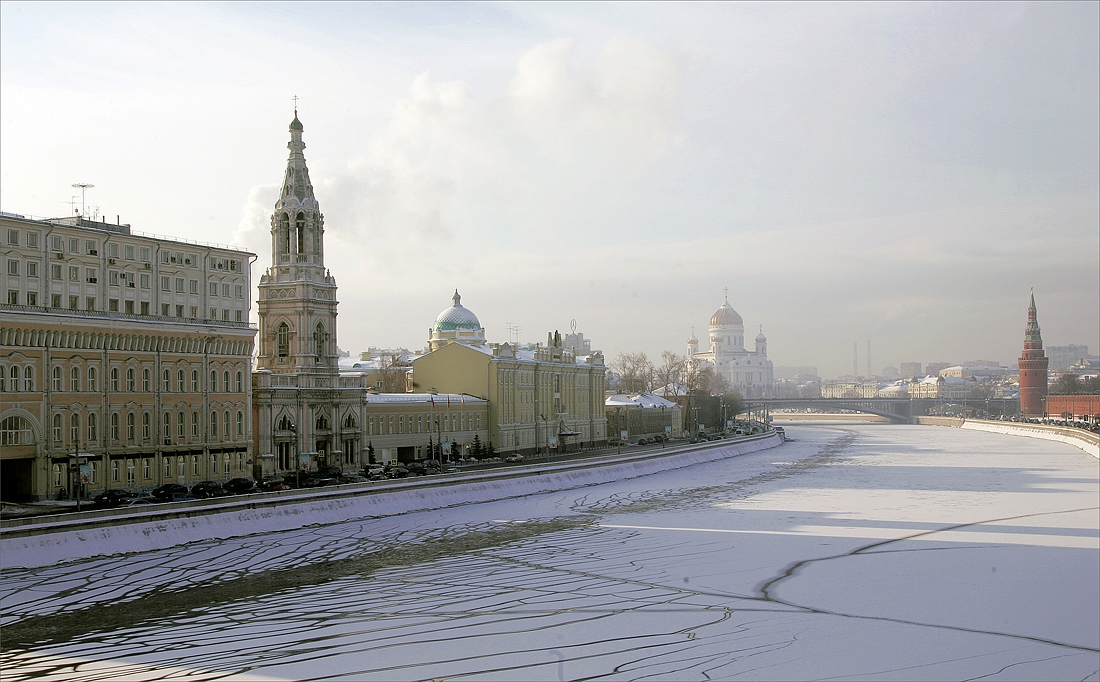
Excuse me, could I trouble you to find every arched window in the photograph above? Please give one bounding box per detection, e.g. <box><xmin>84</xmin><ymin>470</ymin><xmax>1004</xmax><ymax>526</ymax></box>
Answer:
<box><xmin>210</xmin><ymin>370</ymin><xmax>217</xmax><ymax>391</ymax></box>
<box><xmin>236</xmin><ymin>411</ymin><xmax>244</xmax><ymax>436</ymax></box>
<box><xmin>9</xmin><ymin>366</ymin><xmax>19</xmax><ymax>392</ymax></box>
<box><xmin>127</xmin><ymin>413</ymin><xmax>135</xmax><ymax>441</ymax></box>
<box><xmin>224</xmin><ymin>410</ymin><xmax>231</xmax><ymax>437</ymax></box>
<box><xmin>142</xmin><ymin>368</ymin><xmax>150</xmax><ymax>391</ymax></box>
<box><xmin>236</xmin><ymin>371</ymin><xmax>243</xmax><ymax>393</ymax></box>
<box><xmin>343</xmin><ymin>413</ymin><xmax>357</xmax><ymax>429</ymax></box>
<box><xmin>313</xmin><ymin>322</ymin><xmax>325</xmax><ymax>362</ymax></box>
<box><xmin>296</xmin><ymin>212</ymin><xmax>306</xmax><ymax>253</ymax></box>
<box><xmin>70</xmin><ymin>413</ymin><xmax>80</xmax><ymax>444</ymax></box>
<box><xmin>23</xmin><ymin>366</ymin><xmax>33</xmax><ymax>391</ymax></box>
<box><xmin>127</xmin><ymin>368</ymin><xmax>135</xmax><ymax>391</ymax></box>
<box><xmin>178</xmin><ymin>412</ymin><xmax>185</xmax><ymax>440</ymax></box>
<box><xmin>192</xmin><ymin>411</ymin><xmax>199</xmax><ymax>438</ymax></box>
<box><xmin>164</xmin><ymin>457</ymin><xmax>172</xmax><ymax>478</ymax></box>
<box><xmin>71</xmin><ymin>366</ymin><xmax>80</xmax><ymax>391</ymax></box>
<box><xmin>163</xmin><ymin>369</ymin><xmax>171</xmax><ymax>392</ymax></box>
<box><xmin>276</xmin><ymin>322</ymin><xmax>290</xmax><ymax>358</ymax></box>
<box><xmin>210</xmin><ymin>411</ymin><xmax>219</xmax><ymax>440</ymax></box>
<box><xmin>52</xmin><ymin>366</ymin><xmax>62</xmax><ymax>391</ymax></box>
<box><xmin>88</xmin><ymin>367</ymin><xmax>97</xmax><ymax>392</ymax></box>
<box><xmin>278</xmin><ymin>212</ymin><xmax>291</xmax><ymax>253</ymax></box>
<box><xmin>178</xmin><ymin>456</ymin><xmax>185</xmax><ymax>478</ymax></box>
<box><xmin>142</xmin><ymin>412</ymin><xmax>150</xmax><ymax>441</ymax></box>
<box><xmin>112</xmin><ymin>368</ymin><xmax>120</xmax><ymax>391</ymax></box>
<box><xmin>88</xmin><ymin>413</ymin><xmax>97</xmax><ymax>442</ymax></box>
<box><xmin>111</xmin><ymin>413</ymin><xmax>120</xmax><ymax>441</ymax></box>
<box><xmin>163</xmin><ymin>412</ymin><xmax>171</xmax><ymax>444</ymax></box>
<box><xmin>53</xmin><ymin>463</ymin><xmax>63</xmax><ymax>487</ymax></box>
<box><xmin>53</xmin><ymin>414</ymin><xmax>63</xmax><ymax>442</ymax></box>
<box><xmin>278</xmin><ymin>415</ymin><xmax>293</xmax><ymax>431</ymax></box>
<box><xmin>224</xmin><ymin>371</ymin><xmax>230</xmax><ymax>393</ymax></box>
<box><xmin>192</xmin><ymin>369</ymin><xmax>199</xmax><ymax>393</ymax></box>
<box><xmin>177</xmin><ymin>369</ymin><xmax>185</xmax><ymax>392</ymax></box>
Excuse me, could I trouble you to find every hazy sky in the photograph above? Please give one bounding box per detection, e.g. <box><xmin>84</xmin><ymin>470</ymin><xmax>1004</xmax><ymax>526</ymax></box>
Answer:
<box><xmin>2</xmin><ymin>2</ymin><xmax>1097</xmax><ymax>378</ymax></box>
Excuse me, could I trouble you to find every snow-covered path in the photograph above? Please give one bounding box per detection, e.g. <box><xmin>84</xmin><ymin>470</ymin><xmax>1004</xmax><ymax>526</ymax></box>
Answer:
<box><xmin>1</xmin><ymin>425</ymin><xmax>1097</xmax><ymax>681</ymax></box>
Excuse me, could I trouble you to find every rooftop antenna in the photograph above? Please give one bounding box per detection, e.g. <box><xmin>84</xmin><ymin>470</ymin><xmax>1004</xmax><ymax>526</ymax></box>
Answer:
<box><xmin>64</xmin><ymin>196</ymin><xmax>79</xmax><ymax>215</ymax></box>
<box><xmin>71</xmin><ymin>183</ymin><xmax>94</xmax><ymax>217</ymax></box>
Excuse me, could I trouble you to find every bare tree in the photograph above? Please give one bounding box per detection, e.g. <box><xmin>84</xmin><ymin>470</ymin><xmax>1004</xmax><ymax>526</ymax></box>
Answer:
<box><xmin>379</xmin><ymin>354</ymin><xmax>408</xmax><ymax>393</ymax></box>
<box><xmin>611</xmin><ymin>352</ymin><xmax>655</xmax><ymax>394</ymax></box>
<box><xmin>655</xmin><ymin>351</ymin><xmax>686</xmax><ymax>396</ymax></box>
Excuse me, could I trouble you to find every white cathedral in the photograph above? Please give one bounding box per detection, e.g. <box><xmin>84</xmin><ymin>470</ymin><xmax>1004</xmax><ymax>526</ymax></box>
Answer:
<box><xmin>688</xmin><ymin>291</ymin><xmax>774</xmax><ymax>398</ymax></box>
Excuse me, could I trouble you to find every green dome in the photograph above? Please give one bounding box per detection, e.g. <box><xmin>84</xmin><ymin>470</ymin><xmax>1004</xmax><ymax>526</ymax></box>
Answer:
<box><xmin>290</xmin><ymin>115</ymin><xmax>304</xmax><ymax>131</ymax></box>
<box><xmin>434</xmin><ymin>290</ymin><xmax>481</xmax><ymax>332</ymax></box>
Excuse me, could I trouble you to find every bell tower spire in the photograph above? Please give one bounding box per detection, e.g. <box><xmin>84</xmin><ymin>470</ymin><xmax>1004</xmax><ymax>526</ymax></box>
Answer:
<box><xmin>256</xmin><ymin>108</ymin><xmax>340</xmax><ymax>376</ymax></box>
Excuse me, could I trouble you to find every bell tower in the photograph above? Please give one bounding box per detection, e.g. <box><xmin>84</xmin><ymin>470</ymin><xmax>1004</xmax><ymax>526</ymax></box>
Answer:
<box><xmin>256</xmin><ymin>111</ymin><xmax>339</xmax><ymax>376</ymax></box>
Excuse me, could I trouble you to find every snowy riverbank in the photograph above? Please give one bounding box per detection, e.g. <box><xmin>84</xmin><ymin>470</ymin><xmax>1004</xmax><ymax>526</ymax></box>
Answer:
<box><xmin>1</xmin><ymin>433</ymin><xmax>782</xmax><ymax>569</ymax></box>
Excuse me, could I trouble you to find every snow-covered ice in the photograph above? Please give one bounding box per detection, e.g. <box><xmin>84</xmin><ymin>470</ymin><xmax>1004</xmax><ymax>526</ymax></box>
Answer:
<box><xmin>1</xmin><ymin>424</ymin><xmax>1097</xmax><ymax>681</ymax></box>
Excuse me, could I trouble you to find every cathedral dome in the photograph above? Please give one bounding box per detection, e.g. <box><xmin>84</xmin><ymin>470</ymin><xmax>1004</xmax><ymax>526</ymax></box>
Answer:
<box><xmin>756</xmin><ymin>328</ymin><xmax>767</xmax><ymax>343</ymax></box>
<box><xmin>290</xmin><ymin>114</ymin><xmax>304</xmax><ymax>131</ymax></box>
<box><xmin>434</xmin><ymin>290</ymin><xmax>481</xmax><ymax>332</ymax></box>
<box><xmin>710</xmin><ymin>300</ymin><xmax>743</xmax><ymax>327</ymax></box>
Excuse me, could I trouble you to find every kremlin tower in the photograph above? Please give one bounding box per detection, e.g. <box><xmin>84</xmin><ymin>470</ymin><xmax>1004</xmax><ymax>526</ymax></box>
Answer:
<box><xmin>1017</xmin><ymin>290</ymin><xmax>1049</xmax><ymax>418</ymax></box>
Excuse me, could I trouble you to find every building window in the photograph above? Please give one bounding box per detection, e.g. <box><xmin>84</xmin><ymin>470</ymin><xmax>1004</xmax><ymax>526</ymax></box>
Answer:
<box><xmin>163</xmin><ymin>369</ymin><xmax>170</xmax><ymax>391</ymax></box>
<box><xmin>192</xmin><ymin>411</ymin><xmax>199</xmax><ymax>438</ymax></box>
<box><xmin>178</xmin><ymin>412</ymin><xmax>185</xmax><ymax>440</ymax></box>
<box><xmin>224</xmin><ymin>371</ymin><xmax>230</xmax><ymax>393</ymax></box>
<box><xmin>142</xmin><ymin>458</ymin><xmax>151</xmax><ymax>480</ymax></box>
<box><xmin>88</xmin><ymin>367</ymin><xmax>97</xmax><ymax>392</ymax></box>
<box><xmin>126</xmin><ymin>413</ymin><xmax>135</xmax><ymax>441</ymax></box>
<box><xmin>53</xmin><ymin>464</ymin><xmax>62</xmax><ymax>487</ymax></box>
<box><xmin>192</xmin><ymin>455</ymin><xmax>200</xmax><ymax>476</ymax></box>
<box><xmin>112</xmin><ymin>459</ymin><xmax>120</xmax><ymax>482</ymax></box>
<box><xmin>192</xmin><ymin>369</ymin><xmax>199</xmax><ymax>393</ymax></box>
<box><xmin>165</xmin><ymin>457</ymin><xmax>172</xmax><ymax>478</ymax></box>
<box><xmin>23</xmin><ymin>366</ymin><xmax>33</xmax><ymax>391</ymax></box>
<box><xmin>7</xmin><ymin>366</ymin><xmax>16</xmax><ymax>392</ymax></box>
<box><xmin>27</xmin><ymin>231</ymin><xmax>37</xmax><ymax>248</ymax></box>
<box><xmin>53</xmin><ymin>414</ymin><xmax>63</xmax><ymax>442</ymax></box>
<box><xmin>125</xmin><ymin>245</ymin><xmax>135</xmax><ymax>260</ymax></box>
<box><xmin>210</xmin><ymin>370</ymin><xmax>217</xmax><ymax>391</ymax></box>
<box><xmin>6</xmin><ymin>229</ymin><xmax>18</xmax><ymax>246</ymax></box>
<box><xmin>163</xmin><ymin>412</ymin><xmax>171</xmax><ymax>444</ymax></box>
<box><xmin>7</xmin><ymin>291</ymin><xmax>17</xmax><ymax>305</ymax></box>
<box><xmin>142</xmin><ymin>368</ymin><xmax>150</xmax><ymax>391</ymax></box>
<box><xmin>88</xmin><ymin>413</ymin><xmax>97</xmax><ymax>443</ymax></box>
<box><xmin>177</xmin><ymin>369</ymin><xmax>185</xmax><ymax>392</ymax></box>
<box><xmin>142</xmin><ymin>412</ymin><xmax>150</xmax><ymax>441</ymax></box>
<box><xmin>126</xmin><ymin>367</ymin><xmax>135</xmax><ymax>391</ymax></box>
<box><xmin>26</xmin><ymin>292</ymin><xmax>36</xmax><ymax>306</ymax></box>
<box><xmin>70</xmin><ymin>366</ymin><xmax>80</xmax><ymax>391</ymax></box>
<box><xmin>7</xmin><ymin>259</ymin><xmax>18</xmax><ymax>276</ymax></box>
<box><xmin>111</xmin><ymin>413</ymin><xmax>120</xmax><ymax>441</ymax></box>
<box><xmin>127</xmin><ymin>460</ymin><xmax>135</xmax><ymax>486</ymax></box>
<box><xmin>175</xmin><ymin>278</ymin><xmax>184</xmax><ymax>293</ymax></box>
<box><xmin>236</xmin><ymin>371</ymin><xmax>243</xmax><ymax>393</ymax></box>
<box><xmin>52</xmin><ymin>366</ymin><xmax>62</xmax><ymax>391</ymax></box>
<box><xmin>223</xmin><ymin>453</ymin><xmax>231</xmax><ymax>475</ymax></box>
<box><xmin>210</xmin><ymin>411</ymin><xmax>218</xmax><ymax>440</ymax></box>
<box><xmin>70</xmin><ymin>413</ymin><xmax>80</xmax><ymax>445</ymax></box>
<box><xmin>277</xmin><ymin>323</ymin><xmax>290</xmax><ymax>357</ymax></box>
<box><xmin>140</xmin><ymin>274</ymin><xmax>150</xmax><ymax>289</ymax></box>
<box><xmin>178</xmin><ymin>456</ymin><xmax>185</xmax><ymax>478</ymax></box>
<box><xmin>224</xmin><ymin>410</ymin><xmax>231</xmax><ymax>437</ymax></box>
<box><xmin>190</xmin><ymin>279</ymin><xmax>198</xmax><ymax>294</ymax></box>
<box><xmin>236</xmin><ymin>411</ymin><xmax>244</xmax><ymax>436</ymax></box>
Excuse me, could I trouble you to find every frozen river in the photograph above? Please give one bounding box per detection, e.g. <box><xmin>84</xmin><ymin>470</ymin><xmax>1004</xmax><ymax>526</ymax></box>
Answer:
<box><xmin>1</xmin><ymin>424</ymin><xmax>1097</xmax><ymax>681</ymax></box>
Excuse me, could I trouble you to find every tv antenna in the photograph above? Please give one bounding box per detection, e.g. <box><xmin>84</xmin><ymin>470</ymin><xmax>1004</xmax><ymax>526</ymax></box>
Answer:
<box><xmin>71</xmin><ymin>183</ymin><xmax>94</xmax><ymax>217</ymax></box>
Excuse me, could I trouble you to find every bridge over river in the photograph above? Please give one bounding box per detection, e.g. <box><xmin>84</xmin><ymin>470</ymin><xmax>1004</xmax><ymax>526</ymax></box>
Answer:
<box><xmin>752</xmin><ymin>397</ymin><xmax>1020</xmax><ymax>422</ymax></box>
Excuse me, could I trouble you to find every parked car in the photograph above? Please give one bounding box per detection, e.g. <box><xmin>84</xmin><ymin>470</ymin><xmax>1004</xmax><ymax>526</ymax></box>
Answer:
<box><xmin>317</xmin><ymin>465</ymin><xmax>342</xmax><ymax>479</ymax></box>
<box><xmin>93</xmin><ymin>489</ymin><xmax>135</xmax><ymax>508</ymax></box>
<box><xmin>190</xmin><ymin>481</ymin><xmax>229</xmax><ymax>499</ymax></box>
<box><xmin>151</xmin><ymin>483</ymin><xmax>189</xmax><ymax>501</ymax></box>
<box><xmin>259</xmin><ymin>476</ymin><xmax>290</xmax><ymax>492</ymax></box>
<box><xmin>405</xmin><ymin>462</ymin><xmax>427</xmax><ymax>475</ymax></box>
<box><xmin>504</xmin><ymin>454</ymin><xmax>524</xmax><ymax>463</ymax></box>
<box><xmin>384</xmin><ymin>465</ymin><xmax>410</xmax><ymax>479</ymax></box>
<box><xmin>122</xmin><ymin>497</ymin><xmax>158</xmax><ymax>507</ymax></box>
<box><xmin>364</xmin><ymin>466</ymin><xmax>386</xmax><ymax>481</ymax></box>
<box><xmin>339</xmin><ymin>474</ymin><xmax>369</xmax><ymax>484</ymax></box>
<box><xmin>223</xmin><ymin>477</ymin><xmax>255</xmax><ymax>494</ymax></box>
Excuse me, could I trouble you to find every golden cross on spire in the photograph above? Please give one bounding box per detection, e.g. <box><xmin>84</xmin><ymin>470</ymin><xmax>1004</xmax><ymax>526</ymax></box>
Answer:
<box><xmin>292</xmin><ymin>94</ymin><xmax>299</xmax><ymax>115</ymax></box>
<box><xmin>723</xmin><ymin>286</ymin><xmax>729</xmax><ymax>302</ymax></box>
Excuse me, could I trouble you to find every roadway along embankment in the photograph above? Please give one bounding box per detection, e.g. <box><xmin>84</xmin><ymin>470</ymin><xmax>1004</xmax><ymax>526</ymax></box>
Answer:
<box><xmin>0</xmin><ymin>432</ymin><xmax>783</xmax><ymax>569</ymax></box>
<box><xmin>914</xmin><ymin>416</ymin><xmax>1099</xmax><ymax>458</ymax></box>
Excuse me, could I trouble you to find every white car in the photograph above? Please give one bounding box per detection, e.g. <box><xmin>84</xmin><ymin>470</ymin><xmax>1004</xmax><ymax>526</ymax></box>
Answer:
<box><xmin>504</xmin><ymin>454</ymin><xmax>524</xmax><ymax>463</ymax></box>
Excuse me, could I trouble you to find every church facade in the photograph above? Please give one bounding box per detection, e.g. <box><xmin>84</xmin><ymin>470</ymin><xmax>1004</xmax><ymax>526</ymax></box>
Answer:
<box><xmin>688</xmin><ymin>291</ymin><xmax>774</xmax><ymax>398</ymax></box>
<box><xmin>251</xmin><ymin>113</ymin><xmax>489</xmax><ymax>474</ymax></box>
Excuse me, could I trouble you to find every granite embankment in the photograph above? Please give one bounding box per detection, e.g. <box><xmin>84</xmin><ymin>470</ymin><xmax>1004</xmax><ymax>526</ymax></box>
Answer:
<box><xmin>916</xmin><ymin>416</ymin><xmax>1099</xmax><ymax>458</ymax></box>
<box><xmin>1</xmin><ymin>433</ymin><xmax>783</xmax><ymax>568</ymax></box>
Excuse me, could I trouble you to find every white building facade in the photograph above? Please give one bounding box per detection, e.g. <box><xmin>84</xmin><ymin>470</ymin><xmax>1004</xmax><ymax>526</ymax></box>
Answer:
<box><xmin>688</xmin><ymin>291</ymin><xmax>774</xmax><ymax>398</ymax></box>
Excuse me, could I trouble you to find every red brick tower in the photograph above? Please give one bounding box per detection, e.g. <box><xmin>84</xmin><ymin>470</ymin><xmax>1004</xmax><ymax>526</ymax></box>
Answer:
<box><xmin>1018</xmin><ymin>290</ymin><xmax>1049</xmax><ymax>418</ymax></box>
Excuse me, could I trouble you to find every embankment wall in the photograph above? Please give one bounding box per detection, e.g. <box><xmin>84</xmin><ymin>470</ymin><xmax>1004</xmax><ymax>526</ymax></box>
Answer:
<box><xmin>914</xmin><ymin>416</ymin><xmax>1099</xmax><ymax>459</ymax></box>
<box><xmin>1</xmin><ymin>433</ymin><xmax>783</xmax><ymax>569</ymax></box>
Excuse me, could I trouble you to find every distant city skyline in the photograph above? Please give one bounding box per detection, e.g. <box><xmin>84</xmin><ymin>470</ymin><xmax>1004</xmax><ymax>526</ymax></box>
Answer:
<box><xmin>2</xmin><ymin>2</ymin><xmax>1097</xmax><ymax>378</ymax></box>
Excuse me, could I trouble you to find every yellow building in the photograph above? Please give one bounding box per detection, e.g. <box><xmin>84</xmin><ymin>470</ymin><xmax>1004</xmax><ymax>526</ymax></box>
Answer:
<box><xmin>0</xmin><ymin>213</ymin><xmax>255</xmax><ymax>501</ymax></box>
<box><xmin>412</xmin><ymin>327</ymin><xmax>607</xmax><ymax>455</ymax></box>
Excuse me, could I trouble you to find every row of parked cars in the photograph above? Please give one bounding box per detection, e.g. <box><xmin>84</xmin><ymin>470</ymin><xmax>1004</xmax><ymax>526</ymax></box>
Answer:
<box><xmin>90</xmin><ymin>462</ymin><xmax>463</xmax><ymax>508</ymax></box>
